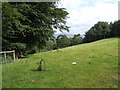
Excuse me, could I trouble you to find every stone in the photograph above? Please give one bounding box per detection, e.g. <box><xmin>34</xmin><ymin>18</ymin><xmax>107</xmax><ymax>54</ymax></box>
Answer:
<box><xmin>72</xmin><ymin>62</ymin><xmax>77</xmax><ymax>65</ymax></box>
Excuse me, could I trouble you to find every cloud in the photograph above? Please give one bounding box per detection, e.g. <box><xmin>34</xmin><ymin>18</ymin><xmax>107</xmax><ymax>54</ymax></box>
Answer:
<box><xmin>56</xmin><ymin>0</ymin><xmax>119</xmax><ymax>35</ymax></box>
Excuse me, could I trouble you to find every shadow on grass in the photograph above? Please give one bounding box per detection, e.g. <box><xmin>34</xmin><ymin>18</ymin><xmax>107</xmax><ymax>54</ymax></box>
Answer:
<box><xmin>31</xmin><ymin>69</ymin><xmax>38</xmax><ymax>71</ymax></box>
<box><xmin>31</xmin><ymin>69</ymin><xmax>47</xmax><ymax>72</ymax></box>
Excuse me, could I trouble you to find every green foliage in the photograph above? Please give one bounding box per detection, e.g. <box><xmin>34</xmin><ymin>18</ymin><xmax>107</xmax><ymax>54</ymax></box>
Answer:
<box><xmin>110</xmin><ymin>20</ymin><xmax>120</xmax><ymax>37</ymax></box>
<box><xmin>10</xmin><ymin>43</ymin><xmax>26</xmax><ymax>58</ymax></box>
<box><xmin>1</xmin><ymin>55</ymin><xmax>13</xmax><ymax>64</ymax></box>
<box><xmin>70</xmin><ymin>34</ymin><xmax>83</xmax><ymax>45</ymax></box>
<box><xmin>10</xmin><ymin>43</ymin><xmax>26</xmax><ymax>51</ymax></box>
<box><xmin>43</xmin><ymin>40</ymin><xmax>55</xmax><ymax>51</ymax></box>
<box><xmin>2</xmin><ymin>2</ymin><xmax>69</xmax><ymax>56</ymax></box>
<box><xmin>83</xmin><ymin>21</ymin><xmax>110</xmax><ymax>43</ymax></box>
<box><xmin>56</xmin><ymin>35</ymin><xmax>71</xmax><ymax>48</ymax></box>
<box><xmin>2</xmin><ymin>39</ymin><xmax>10</xmax><ymax>51</ymax></box>
<box><xmin>83</xmin><ymin>20</ymin><xmax>119</xmax><ymax>43</ymax></box>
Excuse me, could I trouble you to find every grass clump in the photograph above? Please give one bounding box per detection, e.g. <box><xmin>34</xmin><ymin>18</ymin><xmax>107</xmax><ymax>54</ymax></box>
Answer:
<box><xmin>37</xmin><ymin>59</ymin><xmax>45</xmax><ymax>71</ymax></box>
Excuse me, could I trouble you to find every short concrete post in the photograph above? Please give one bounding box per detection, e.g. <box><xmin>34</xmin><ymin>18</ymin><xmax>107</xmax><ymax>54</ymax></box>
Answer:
<box><xmin>4</xmin><ymin>53</ymin><xmax>7</xmax><ymax>64</ymax></box>
<box><xmin>13</xmin><ymin>50</ymin><xmax>15</xmax><ymax>63</ymax></box>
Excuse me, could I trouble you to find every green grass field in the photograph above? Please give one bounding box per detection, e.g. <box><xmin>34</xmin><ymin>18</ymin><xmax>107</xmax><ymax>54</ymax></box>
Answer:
<box><xmin>2</xmin><ymin>38</ymin><xmax>118</xmax><ymax>88</ymax></box>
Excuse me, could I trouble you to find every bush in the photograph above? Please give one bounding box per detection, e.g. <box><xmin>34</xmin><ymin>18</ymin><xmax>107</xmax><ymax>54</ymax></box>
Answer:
<box><xmin>1</xmin><ymin>55</ymin><xmax>13</xmax><ymax>64</ymax></box>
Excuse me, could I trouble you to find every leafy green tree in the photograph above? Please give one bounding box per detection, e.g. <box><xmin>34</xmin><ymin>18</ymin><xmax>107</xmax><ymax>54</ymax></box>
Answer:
<box><xmin>56</xmin><ymin>35</ymin><xmax>70</xmax><ymax>48</ymax></box>
<box><xmin>2</xmin><ymin>2</ymin><xmax>69</xmax><ymax>56</ymax></box>
<box><xmin>40</xmin><ymin>40</ymin><xmax>56</xmax><ymax>52</ymax></box>
<box><xmin>110</xmin><ymin>20</ymin><xmax>120</xmax><ymax>37</ymax></box>
<box><xmin>83</xmin><ymin>21</ymin><xmax>110</xmax><ymax>43</ymax></box>
<box><xmin>71</xmin><ymin>34</ymin><xmax>82</xmax><ymax>45</ymax></box>
<box><xmin>10</xmin><ymin>43</ymin><xmax>26</xmax><ymax>59</ymax></box>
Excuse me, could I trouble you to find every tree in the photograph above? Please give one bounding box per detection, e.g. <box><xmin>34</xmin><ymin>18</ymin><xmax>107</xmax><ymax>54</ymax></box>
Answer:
<box><xmin>71</xmin><ymin>34</ymin><xmax>82</xmax><ymax>45</ymax></box>
<box><xmin>2</xmin><ymin>2</ymin><xmax>70</xmax><ymax>56</ymax></box>
<box><xmin>56</xmin><ymin>35</ymin><xmax>70</xmax><ymax>48</ymax></box>
<box><xmin>10</xmin><ymin>43</ymin><xmax>26</xmax><ymax>59</ymax></box>
<box><xmin>83</xmin><ymin>21</ymin><xmax>110</xmax><ymax>43</ymax></box>
<box><xmin>110</xmin><ymin>20</ymin><xmax>120</xmax><ymax>37</ymax></box>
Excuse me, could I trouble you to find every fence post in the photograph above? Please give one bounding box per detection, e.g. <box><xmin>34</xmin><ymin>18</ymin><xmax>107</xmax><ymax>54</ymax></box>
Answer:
<box><xmin>4</xmin><ymin>53</ymin><xmax>7</xmax><ymax>64</ymax></box>
<box><xmin>13</xmin><ymin>50</ymin><xmax>16</xmax><ymax>63</ymax></box>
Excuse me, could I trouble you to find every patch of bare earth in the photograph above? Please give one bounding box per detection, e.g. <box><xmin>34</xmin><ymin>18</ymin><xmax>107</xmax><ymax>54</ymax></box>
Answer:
<box><xmin>112</xmin><ymin>74</ymin><xmax>120</xmax><ymax>80</ymax></box>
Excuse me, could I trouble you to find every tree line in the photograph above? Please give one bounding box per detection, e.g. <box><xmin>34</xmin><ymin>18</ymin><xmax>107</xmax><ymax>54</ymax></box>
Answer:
<box><xmin>28</xmin><ymin>34</ymin><xmax>83</xmax><ymax>53</ymax></box>
<box><xmin>41</xmin><ymin>20</ymin><xmax>120</xmax><ymax>52</ymax></box>
<box><xmin>83</xmin><ymin>21</ymin><xmax>120</xmax><ymax>43</ymax></box>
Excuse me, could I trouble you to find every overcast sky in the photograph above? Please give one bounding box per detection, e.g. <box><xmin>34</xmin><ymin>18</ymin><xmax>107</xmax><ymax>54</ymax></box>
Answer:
<box><xmin>55</xmin><ymin>0</ymin><xmax>119</xmax><ymax>35</ymax></box>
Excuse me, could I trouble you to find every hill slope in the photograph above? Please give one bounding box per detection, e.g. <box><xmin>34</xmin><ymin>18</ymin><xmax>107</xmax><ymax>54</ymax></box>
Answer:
<box><xmin>2</xmin><ymin>38</ymin><xmax>118</xmax><ymax>88</ymax></box>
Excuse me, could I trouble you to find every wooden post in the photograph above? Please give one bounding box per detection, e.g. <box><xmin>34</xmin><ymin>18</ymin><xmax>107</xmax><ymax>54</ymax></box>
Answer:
<box><xmin>13</xmin><ymin>50</ymin><xmax>15</xmax><ymax>63</ymax></box>
<box><xmin>0</xmin><ymin>54</ymin><xmax>3</xmax><ymax>64</ymax></box>
<box><xmin>4</xmin><ymin>53</ymin><xmax>7</xmax><ymax>64</ymax></box>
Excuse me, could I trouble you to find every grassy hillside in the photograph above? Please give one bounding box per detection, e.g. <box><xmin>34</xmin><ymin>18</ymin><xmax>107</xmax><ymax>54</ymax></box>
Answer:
<box><xmin>2</xmin><ymin>38</ymin><xmax>118</xmax><ymax>88</ymax></box>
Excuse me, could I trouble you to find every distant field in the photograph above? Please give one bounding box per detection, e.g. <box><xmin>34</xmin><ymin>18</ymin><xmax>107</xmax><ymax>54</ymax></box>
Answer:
<box><xmin>2</xmin><ymin>38</ymin><xmax>118</xmax><ymax>88</ymax></box>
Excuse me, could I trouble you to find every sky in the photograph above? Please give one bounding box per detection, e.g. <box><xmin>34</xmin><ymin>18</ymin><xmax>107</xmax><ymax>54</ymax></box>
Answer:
<box><xmin>55</xmin><ymin>0</ymin><xmax>119</xmax><ymax>35</ymax></box>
